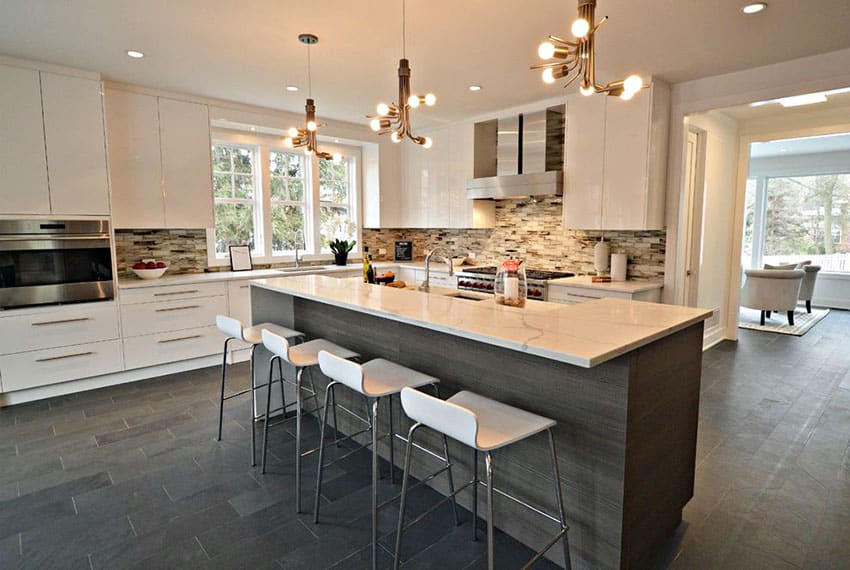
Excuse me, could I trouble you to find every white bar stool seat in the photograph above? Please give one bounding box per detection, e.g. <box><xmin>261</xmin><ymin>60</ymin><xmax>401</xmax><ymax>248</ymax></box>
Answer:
<box><xmin>395</xmin><ymin>387</ymin><xmax>572</xmax><ymax>570</ymax></box>
<box><xmin>286</xmin><ymin>339</ymin><xmax>359</xmax><ymax>368</ymax></box>
<box><xmin>214</xmin><ymin>315</ymin><xmax>304</xmax><ymax>467</ymax></box>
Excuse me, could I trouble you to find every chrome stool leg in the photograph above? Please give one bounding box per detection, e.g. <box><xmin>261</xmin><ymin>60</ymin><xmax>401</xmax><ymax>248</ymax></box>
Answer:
<box><xmin>549</xmin><ymin>429</ymin><xmax>571</xmax><ymax>570</ymax></box>
<box><xmin>442</xmin><ymin>433</ymin><xmax>460</xmax><ymax>526</ymax></box>
<box><xmin>313</xmin><ymin>380</ymin><xmax>337</xmax><ymax>523</ymax></box>
<box><xmin>485</xmin><ymin>452</ymin><xmax>495</xmax><ymax>570</ymax></box>
<box><xmin>371</xmin><ymin>397</ymin><xmax>380</xmax><ymax>570</ymax></box>
<box><xmin>393</xmin><ymin>422</ymin><xmax>422</xmax><ymax>570</ymax></box>
<box><xmin>260</xmin><ymin>354</ymin><xmax>279</xmax><ymax>472</ymax></box>
<box><xmin>295</xmin><ymin>366</ymin><xmax>304</xmax><ymax>512</ymax></box>
<box><xmin>388</xmin><ymin>394</ymin><xmax>395</xmax><ymax>484</ymax></box>
<box><xmin>217</xmin><ymin>337</ymin><xmax>233</xmax><ymax>442</ymax></box>
<box><xmin>250</xmin><ymin>343</ymin><xmax>259</xmax><ymax>466</ymax></box>
<box><xmin>472</xmin><ymin>448</ymin><xmax>478</xmax><ymax>541</ymax></box>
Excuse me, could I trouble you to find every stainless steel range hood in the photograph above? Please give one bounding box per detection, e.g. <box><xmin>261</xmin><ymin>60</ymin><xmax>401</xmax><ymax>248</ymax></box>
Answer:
<box><xmin>466</xmin><ymin>105</ymin><xmax>565</xmax><ymax>200</ymax></box>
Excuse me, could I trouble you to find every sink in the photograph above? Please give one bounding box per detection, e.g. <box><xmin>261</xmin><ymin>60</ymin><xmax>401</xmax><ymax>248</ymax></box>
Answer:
<box><xmin>437</xmin><ymin>290</ymin><xmax>491</xmax><ymax>302</ymax></box>
<box><xmin>275</xmin><ymin>267</ymin><xmax>312</xmax><ymax>274</ymax></box>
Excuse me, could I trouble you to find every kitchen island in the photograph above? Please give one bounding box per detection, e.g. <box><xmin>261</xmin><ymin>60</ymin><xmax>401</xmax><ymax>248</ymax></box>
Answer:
<box><xmin>250</xmin><ymin>275</ymin><xmax>710</xmax><ymax>569</ymax></box>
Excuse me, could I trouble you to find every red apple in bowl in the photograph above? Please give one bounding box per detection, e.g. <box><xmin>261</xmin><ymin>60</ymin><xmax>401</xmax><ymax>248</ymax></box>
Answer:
<box><xmin>156</xmin><ymin>262</ymin><xmax>166</xmax><ymax>268</ymax></box>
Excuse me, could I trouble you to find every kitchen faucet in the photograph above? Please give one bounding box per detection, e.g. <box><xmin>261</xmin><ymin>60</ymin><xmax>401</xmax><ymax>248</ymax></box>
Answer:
<box><xmin>418</xmin><ymin>247</ymin><xmax>454</xmax><ymax>292</ymax></box>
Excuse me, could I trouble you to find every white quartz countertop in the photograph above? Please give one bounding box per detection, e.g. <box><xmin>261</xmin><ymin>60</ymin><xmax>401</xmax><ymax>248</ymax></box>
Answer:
<box><xmin>548</xmin><ymin>276</ymin><xmax>664</xmax><ymax>293</ymax></box>
<box><xmin>250</xmin><ymin>275</ymin><xmax>710</xmax><ymax>368</ymax></box>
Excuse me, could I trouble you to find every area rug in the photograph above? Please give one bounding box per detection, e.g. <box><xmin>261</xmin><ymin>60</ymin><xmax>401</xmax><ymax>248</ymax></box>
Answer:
<box><xmin>738</xmin><ymin>306</ymin><xmax>830</xmax><ymax>336</ymax></box>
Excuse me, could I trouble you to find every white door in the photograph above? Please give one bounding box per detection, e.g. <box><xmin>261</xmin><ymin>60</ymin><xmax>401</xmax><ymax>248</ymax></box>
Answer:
<box><xmin>563</xmin><ymin>94</ymin><xmax>606</xmax><ymax>230</ymax></box>
<box><xmin>105</xmin><ymin>89</ymin><xmax>165</xmax><ymax>228</ymax></box>
<box><xmin>0</xmin><ymin>64</ymin><xmax>50</xmax><ymax>214</ymax></box>
<box><xmin>681</xmin><ymin>129</ymin><xmax>706</xmax><ymax>307</ymax></box>
<box><xmin>41</xmin><ymin>73</ymin><xmax>111</xmax><ymax>215</ymax></box>
<box><xmin>159</xmin><ymin>98</ymin><xmax>214</xmax><ymax>228</ymax></box>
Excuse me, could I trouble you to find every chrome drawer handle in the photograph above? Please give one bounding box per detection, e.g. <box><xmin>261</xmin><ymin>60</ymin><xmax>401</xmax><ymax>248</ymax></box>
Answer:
<box><xmin>153</xmin><ymin>290</ymin><xmax>200</xmax><ymax>297</ymax></box>
<box><xmin>31</xmin><ymin>317</ymin><xmax>91</xmax><ymax>326</ymax></box>
<box><xmin>154</xmin><ymin>305</ymin><xmax>200</xmax><ymax>312</ymax></box>
<box><xmin>158</xmin><ymin>334</ymin><xmax>202</xmax><ymax>344</ymax></box>
<box><xmin>240</xmin><ymin>285</ymin><xmax>250</xmax><ymax>289</ymax></box>
<box><xmin>36</xmin><ymin>351</ymin><xmax>94</xmax><ymax>363</ymax></box>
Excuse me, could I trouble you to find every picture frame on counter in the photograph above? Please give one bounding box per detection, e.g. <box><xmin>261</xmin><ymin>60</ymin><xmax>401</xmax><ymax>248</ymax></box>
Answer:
<box><xmin>394</xmin><ymin>240</ymin><xmax>413</xmax><ymax>262</ymax></box>
<box><xmin>229</xmin><ymin>245</ymin><xmax>253</xmax><ymax>271</ymax></box>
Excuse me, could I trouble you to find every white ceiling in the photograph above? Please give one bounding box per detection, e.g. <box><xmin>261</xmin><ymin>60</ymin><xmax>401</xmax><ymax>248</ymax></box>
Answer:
<box><xmin>3</xmin><ymin>0</ymin><xmax>850</xmax><ymax>125</ymax></box>
<box><xmin>751</xmin><ymin>132</ymin><xmax>850</xmax><ymax>158</ymax></box>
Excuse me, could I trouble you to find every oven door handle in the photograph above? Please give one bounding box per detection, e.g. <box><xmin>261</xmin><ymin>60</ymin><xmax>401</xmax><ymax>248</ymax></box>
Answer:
<box><xmin>0</xmin><ymin>237</ymin><xmax>111</xmax><ymax>251</ymax></box>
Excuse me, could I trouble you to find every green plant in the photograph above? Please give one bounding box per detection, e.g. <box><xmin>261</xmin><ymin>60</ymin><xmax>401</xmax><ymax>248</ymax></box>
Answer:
<box><xmin>329</xmin><ymin>239</ymin><xmax>356</xmax><ymax>256</ymax></box>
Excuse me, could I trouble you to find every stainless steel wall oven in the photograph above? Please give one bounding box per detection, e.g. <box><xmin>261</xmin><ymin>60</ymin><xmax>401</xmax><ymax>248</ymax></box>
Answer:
<box><xmin>0</xmin><ymin>220</ymin><xmax>114</xmax><ymax>310</ymax></box>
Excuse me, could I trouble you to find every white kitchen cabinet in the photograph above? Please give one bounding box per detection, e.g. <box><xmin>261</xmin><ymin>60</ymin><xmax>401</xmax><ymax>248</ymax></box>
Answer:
<box><xmin>564</xmin><ymin>81</ymin><xmax>670</xmax><ymax>231</ymax></box>
<box><xmin>401</xmin><ymin>143</ymin><xmax>426</xmax><ymax>227</ymax></box>
<box><xmin>448</xmin><ymin>122</ymin><xmax>495</xmax><ymax>228</ymax></box>
<box><xmin>106</xmin><ymin>89</ymin><xmax>165</xmax><ymax>228</ymax></box>
<box><xmin>0</xmin><ymin>340</ymin><xmax>124</xmax><ymax>393</ymax></box>
<box><xmin>123</xmin><ymin>327</ymin><xmax>221</xmax><ymax>370</ymax></box>
<box><xmin>159</xmin><ymin>98</ymin><xmax>214</xmax><ymax>228</ymax></box>
<box><xmin>0</xmin><ymin>64</ymin><xmax>51</xmax><ymax>215</ymax></box>
<box><xmin>40</xmin><ymin>73</ymin><xmax>110</xmax><ymax>215</ymax></box>
<box><xmin>547</xmin><ymin>283</ymin><xmax>661</xmax><ymax>305</ymax></box>
<box><xmin>0</xmin><ymin>301</ymin><xmax>119</xmax><ymax>355</ymax></box>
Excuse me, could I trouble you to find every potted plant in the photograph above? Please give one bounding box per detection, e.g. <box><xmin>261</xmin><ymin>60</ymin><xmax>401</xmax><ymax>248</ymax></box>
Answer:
<box><xmin>329</xmin><ymin>238</ymin><xmax>356</xmax><ymax>266</ymax></box>
<box><xmin>323</xmin><ymin>214</ymin><xmax>358</xmax><ymax>266</ymax></box>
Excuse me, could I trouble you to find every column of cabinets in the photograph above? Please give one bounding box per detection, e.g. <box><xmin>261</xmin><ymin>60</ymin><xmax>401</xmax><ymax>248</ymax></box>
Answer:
<box><xmin>0</xmin><ymin>64</ymin><xmax>110</xmax><ymax>215</ymax></box>
<box><xmin>105</xmin><ymin>88</ymin><xmax>214</xmax><ymax>229</ymax></box>
<box><xmin>400</xmin><ymin>122</ymin><xmax>494</xmax><ymax>229</ymax></box>
<box><xmin>563</xmin><ymin>81</ymin><xmax>670</xmax><ymax>231</ymax></box>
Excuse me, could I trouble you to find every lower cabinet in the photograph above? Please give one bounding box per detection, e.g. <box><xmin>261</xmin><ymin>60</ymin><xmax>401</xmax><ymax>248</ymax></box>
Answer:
<box><xmin>123</xmin><ymin>326</ymin><xmax>222</xmax><ymax>370</ymax></box>
<box><xmin>547</xmin><ymin>284</ymin><xmax>661</xmax><ymax>305</ymax></box>
<box><xmin>0</xmin><ymin>340</ymin><xmax>123</xmax><ymax>392</ymax></box>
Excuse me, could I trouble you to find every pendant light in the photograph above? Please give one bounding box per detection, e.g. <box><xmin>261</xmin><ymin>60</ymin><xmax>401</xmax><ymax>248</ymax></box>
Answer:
<box><xmin>367</xmin><ymin>0</ymin><xmax>436</xmax><ymax>147</ymax></box>
<box><xmin>284</xmin><ymin>34</ymin><xmax>340</xmax><ymax>162</ymax></box>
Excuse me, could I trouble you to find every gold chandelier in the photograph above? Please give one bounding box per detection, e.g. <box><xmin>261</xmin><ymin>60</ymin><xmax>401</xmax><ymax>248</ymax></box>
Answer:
<box><xmin>368</xmin><ymin>0</ymin><xmax>435</xmax><ymax>148</ymax></box>
<box><xmin>284</xmin><ymin>34</ymin><xmax>340</xmax><ymax>162</ymax></box>
<box><xmin>533</xmin><ymin>0</ymin><xmax>645</xmax><ymax>100</ymax></box>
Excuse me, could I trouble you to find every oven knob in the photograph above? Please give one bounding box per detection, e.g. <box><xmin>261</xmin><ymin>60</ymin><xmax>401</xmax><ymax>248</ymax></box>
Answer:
<box><xmin>533</xmin><ymin>290</ymin><xmax>543</xmax><ymax>297</ymax></box>
<box><xmin>458</xmin><ymin>280</ymin><xmax>467</xmax><ymax>287</ymax></box>
<box><xmin>485</xmin><ymin>283</ymin><xmax>494</xmax><ymax>290</ymax></box>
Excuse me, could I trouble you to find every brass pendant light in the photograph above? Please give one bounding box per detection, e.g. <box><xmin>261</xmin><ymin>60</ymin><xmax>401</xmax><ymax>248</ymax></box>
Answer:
<box><xmin>367</xmin><ymin>0</ymin><xmax>436</xmax><ymax>148</ymax></box>
<box><xmin>284</xmin><ymin>34</ymin><xmax>340</xmax><ymax>162</ymax></box>
<box><xmin>533</xmin><ymin>0</ymin><xmax>646</xmax><ymax>100</ymax></box>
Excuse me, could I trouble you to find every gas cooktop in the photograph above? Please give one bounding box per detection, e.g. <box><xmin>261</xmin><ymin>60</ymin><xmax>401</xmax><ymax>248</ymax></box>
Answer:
<box><xmin>459</xmin><ymin>266</ymin><xmax>575</xmax><ymax>281</ymax></box>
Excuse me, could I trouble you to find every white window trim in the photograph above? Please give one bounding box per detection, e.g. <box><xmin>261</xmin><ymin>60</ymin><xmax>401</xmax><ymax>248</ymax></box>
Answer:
<box><xmin>206</xmin><ymin>130</ymin><xmax>363</xmax><ymax>268</ymax></box>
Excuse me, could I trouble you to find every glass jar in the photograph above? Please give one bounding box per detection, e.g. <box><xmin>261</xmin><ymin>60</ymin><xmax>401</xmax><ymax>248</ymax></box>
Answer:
<box><xmin>494</xmin><ymin>259</ymin><xmax>527</xmax><ymax>308</ymax></box>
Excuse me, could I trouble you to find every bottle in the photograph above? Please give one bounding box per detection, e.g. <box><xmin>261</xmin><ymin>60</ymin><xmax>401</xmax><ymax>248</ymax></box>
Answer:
<box><xmin>366</xmin><ymin>255</ymin><xmax>376</xmax><ymax>284</ymax></box>
<box><xmin>362</xmin><ymin>247</ymin><xmax>370</xmax><ymax>283</ymax></box>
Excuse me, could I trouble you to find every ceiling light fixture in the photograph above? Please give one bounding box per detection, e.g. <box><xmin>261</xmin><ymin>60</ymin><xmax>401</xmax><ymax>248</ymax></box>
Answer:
<box><xmin>126</xmin><ymin>50</ymin><xmax>144</xmax><ymax>59</ymax></box>
<box><xmin>742</xmin><ymin>3</ymin><xmax>767</xmax><ymax>14</ymax></box>
<box><xmin>285</xmin><ymin>85</ymin><xmax>299</xmax><ymax>92</ymax></box>
<box><xmin>283</xmin><ymin>34</ymin><xmax>340</xmax><ymax>163</ymax></box>
<box><xmin>468</xmin><ymin>85</ymin><xmax>482</xmax><ymax>92</ymax></box>
<box><xmin>367</xmin><ymin>0</ymin><xmax>435</xmax><ymax>148</ymax></box>
<box><xmin>533</xmin><ymin>0</ymin><xmax>646</xmax><ymax>100</ymax></box>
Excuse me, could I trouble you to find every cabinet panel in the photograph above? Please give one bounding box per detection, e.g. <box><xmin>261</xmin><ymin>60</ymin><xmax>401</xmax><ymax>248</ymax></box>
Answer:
<box><xmin>0</xmin><ymin>64</ymin><xmax>50</xmax><ymax>214</ymax></box>
<box><xmin>564</xmin><ymin>94</ymin><xmax>606</xmax><ymax>230</ymax></box>
<box><xmin>119</xmin><ymin>281</ymin><xmax>226</xmax><ymax>305</ymax></box>
<box><xmin>159</xmin><ymin>98</ymin><xmax>214</xmax><ymax>228</ymax></box>
<box><xmin>41</xmin><ymin>73</ymin><xmax>111</xmax><ymax>215</ymax></box>
<box><xmin>106</xmin><ymin>89</ymin><xmax>164</xmax><ymax>228</ymax></box>
<box><xmin>402</xmin><ymin>145</ymin><xmax>425</xmax><ymax>227</ymax></box>
<box><xmin>0</xmin><ymin>302</ymin><xmax>119</xmax><ymax>355</ymax></box>
<box><xmin>424</xmin><ymin>127</ymin><xmax>449</xmax><ymax>228</ymax></box>
<box><xmin>123</xmin><ymin>326</ymin><xmax>221</xmax><ymax>370</ymax></box>
<box><xmin>120</xmin><ymin>294</ymin><xmax>226</xmax><ymax>337</ymax></box>
<box><xmin>0</xmin><ymin>340</ymin><xmax>123</xmax><ymax>392</ymax></box>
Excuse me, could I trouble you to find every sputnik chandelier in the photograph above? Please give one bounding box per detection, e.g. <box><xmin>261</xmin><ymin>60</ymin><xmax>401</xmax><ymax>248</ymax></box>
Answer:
<box><xmin>533</xmin><ymin>0</ymin><xmax>645</xmax><ymax>100</ymax></box>
<box><xmin>284</xmin><ymin>34</ymin><xmax>340</xmax><ymax>162</ymax></box>
<box><xmin>368</xmin><ymin>0</ymin><xmax>436</xmax><ymax>148</ymax></box>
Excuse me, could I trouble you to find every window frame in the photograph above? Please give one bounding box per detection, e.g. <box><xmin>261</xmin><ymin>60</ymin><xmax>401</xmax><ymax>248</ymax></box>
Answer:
<box><xmin>210</xmin><ymin>142</ymin><xmax>263</xmax><ymax>258</ymax></box>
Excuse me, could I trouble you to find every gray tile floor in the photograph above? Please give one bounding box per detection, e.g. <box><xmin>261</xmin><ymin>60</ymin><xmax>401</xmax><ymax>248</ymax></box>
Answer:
<box><xmin>1</xmin><ymin>311</ymin><xmax>848</xmax><ymax>568</ymax></box>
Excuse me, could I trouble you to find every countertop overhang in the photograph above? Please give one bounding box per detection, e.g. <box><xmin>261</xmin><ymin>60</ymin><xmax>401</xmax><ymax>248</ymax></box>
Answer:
<box><xmin>250</xmin><ymin>275</ymin><xmax>711</xmax><ymax>368</ymax></box>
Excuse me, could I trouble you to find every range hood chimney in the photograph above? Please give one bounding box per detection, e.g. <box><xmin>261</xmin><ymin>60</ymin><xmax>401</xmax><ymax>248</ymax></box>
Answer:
<box><xmin>466</xmin><ymin>105</ymin><xmax>565</xmax><ymax>199</ymax></box>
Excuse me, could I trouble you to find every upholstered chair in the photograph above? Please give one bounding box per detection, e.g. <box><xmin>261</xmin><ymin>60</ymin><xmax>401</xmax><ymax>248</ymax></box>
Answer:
<box><xmin>740</xmin><ymin>269</ymin><xmax>805</xmax><ymax>326</ymax></box>
<box><xmin>797</xmin><ymin>265</ymin><xmax>821</xmax><ymax>313</ymax></box>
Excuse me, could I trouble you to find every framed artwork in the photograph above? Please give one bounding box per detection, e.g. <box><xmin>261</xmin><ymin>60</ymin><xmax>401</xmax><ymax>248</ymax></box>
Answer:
<box><xmin>229</xmin><ymin>245</ymin><xmax>253</xmax><ymax>271</ymax></box>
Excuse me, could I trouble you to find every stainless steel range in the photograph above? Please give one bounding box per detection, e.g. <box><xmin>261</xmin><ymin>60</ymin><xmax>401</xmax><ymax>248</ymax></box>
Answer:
<box><xmin>456</xmin><ymin>266</ymin><xmax>575</xmax><ymax>301</ymax></box>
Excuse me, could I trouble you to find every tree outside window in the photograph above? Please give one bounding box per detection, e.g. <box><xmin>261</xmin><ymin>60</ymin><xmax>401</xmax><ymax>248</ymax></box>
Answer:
<box><xmin>269</xmin><ymin>150</ymin><xmax>307</xmax><ymax>254</ymax></box>
<box><xmin>212</xmin><ymin>144</ymin><xmax>260</xmax><ymax>257</ymax></box>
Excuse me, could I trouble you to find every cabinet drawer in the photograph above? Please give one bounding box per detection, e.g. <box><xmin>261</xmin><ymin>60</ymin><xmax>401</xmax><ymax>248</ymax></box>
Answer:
<box><xmin>121</xmin><ymin>294</ymin><xmax>226</xmax><ymax>337</ymax></box>
<box><xmin>0</xmin><ymin>340</ymin><xmax>123</xmax><ymax>393</ymax></box>
<box><xmin>120</xmin><ymin>282</ymin><xmax>227</xmax><ymax>305</ymax></box>
<box><xmin>428</xmin><ymin>273</ymin><xmax>458</xmax><ymax>288</ymax></box>
<box><xmin>548</xmin><ymin>286</ymin><xmax>633</xmax><ymax>304</ymax></box>
<box><xmin>123</xmin><ymin>326</ymin><xmax>222</xmax><ymax>370</ymax></box>
<box><xmin>227</xmin><ymin>280</ymin><xmax>253</xmax><ymax>325</ymax></box>
<box><xmin>0</xmin><ymin>302</ymin><xmax>119</xmax><ymax>355</ymax></box>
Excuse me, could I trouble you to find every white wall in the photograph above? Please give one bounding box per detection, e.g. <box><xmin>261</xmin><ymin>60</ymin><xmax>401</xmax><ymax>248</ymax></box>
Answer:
<box><xmin>686</xmin><ymin>111</ymin><xmax>740</xmax><ymax>342</ymax></box>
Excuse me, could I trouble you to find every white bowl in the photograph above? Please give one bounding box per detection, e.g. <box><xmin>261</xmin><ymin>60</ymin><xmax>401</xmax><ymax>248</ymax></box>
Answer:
<box><xmin>451</xmin><ymin>257</ymin><xmax>467</xmax><ymax>268</ymax></box>
<box><xmin>132</xmin><ymin>267</ymin><xmax>168</xmax><ymax>280</ymax></box>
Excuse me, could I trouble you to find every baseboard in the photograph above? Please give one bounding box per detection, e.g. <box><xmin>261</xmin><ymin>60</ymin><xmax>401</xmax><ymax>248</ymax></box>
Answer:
<box><xmin>702</xmin><ymin>324</ymin><xmax>726</xmax><ymax>351</ymax></box>
<box><xmin>811</xmin><ymin>296</ymin><xmax>850</xmax><ymax>310</ymax></box>
<box><xmin>0</xmin><ymin>349</ymin><xmax>251</xmax><ymax>407</ymax></box>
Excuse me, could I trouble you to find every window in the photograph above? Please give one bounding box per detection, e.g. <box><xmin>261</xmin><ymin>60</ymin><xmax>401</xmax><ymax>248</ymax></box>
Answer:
<box><xmin>210</xmin><ymin>133</ymin><xmax>360</xmax><ymax>264</ymax></box>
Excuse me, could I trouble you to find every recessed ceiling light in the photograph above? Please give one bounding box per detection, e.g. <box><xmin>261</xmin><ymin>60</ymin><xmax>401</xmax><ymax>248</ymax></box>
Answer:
<box><xmin>742</xmin><ymin>3</ymin><xmax>767</xmax><ymax>14</ymax></box>
<box><xmin>778</xmin><ymin>93</ymin><xmax>828</xmax><ymax>107</ymax></box>
<box><xmin>126</xmin><ymin>50</ymin><xmax>145</xmax><ymax>59</ymax></box>
<box><xmin>250</xmin><ymin>127</ymin><xmax>256</xmax><ymax>131</ymax></box>
<box><xmin>468</xmin><ymin>85</ymin><xmax>482</xmax><ymax>92</ymax></box>
<box><xmin>285</xmin><ymin>85</ymin><xmax>299</xmax><ymax>92</ymax></box>
<box><xmin>334</xmin><ymin>138</ymin><xmax>340</xmax><ymax>143</ymax></box>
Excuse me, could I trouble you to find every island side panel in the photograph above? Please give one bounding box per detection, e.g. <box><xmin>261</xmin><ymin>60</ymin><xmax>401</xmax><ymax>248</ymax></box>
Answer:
<box><xmin>250</xmin><ymin>286</ymin><xmax>298</xmax><ymax>417</ymax></box>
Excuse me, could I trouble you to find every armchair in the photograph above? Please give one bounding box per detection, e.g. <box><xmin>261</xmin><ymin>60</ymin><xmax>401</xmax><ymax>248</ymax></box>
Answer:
<box><xmin>740</xmin><ymin>269</ymin><xmax>804</xmax><ymax>326</ymax></box>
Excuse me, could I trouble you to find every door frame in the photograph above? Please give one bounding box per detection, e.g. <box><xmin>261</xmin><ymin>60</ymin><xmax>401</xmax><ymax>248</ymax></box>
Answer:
<box><xmin>680</xmin><ymin>127</ymin><xmax>707</xmax><ymax>308</ymax></box>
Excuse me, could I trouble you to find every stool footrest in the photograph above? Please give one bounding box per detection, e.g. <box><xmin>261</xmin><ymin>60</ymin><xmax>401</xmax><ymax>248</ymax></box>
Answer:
<box><xmin>522</xmin><ymin>527</ymin><xmax>569</xmax><ymax>570</ymax></box>
<box><xmin>477</xmin><ymin>479</ymin><xmax>565</xmax><ymax>527</ymax></box>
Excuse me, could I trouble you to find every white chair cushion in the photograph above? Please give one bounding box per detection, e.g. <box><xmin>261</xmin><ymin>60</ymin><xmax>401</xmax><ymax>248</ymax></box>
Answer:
<box><xmin>360</xmin><ymin>359</ymin><xmax>439</xmax><ymax>398</ymax></box>
<box><xmin>448</xmin><ymin>391</ymin><xmax>556</xmax><ymax>451</ymax></box>
<box><xmin>243</xmin><ymin>322</ymin><xmax>303</xmax><ymax>345</ymax></box>
<box><xmin>288</xmin><ymin>339</ymin><xmax>359</xmax><ymax>368</ymax></box>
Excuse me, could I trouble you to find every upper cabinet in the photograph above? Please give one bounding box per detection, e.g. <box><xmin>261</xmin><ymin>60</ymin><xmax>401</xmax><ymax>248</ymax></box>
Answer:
<box><xmin>106</xmin><ymin>88</ymin><xmax>214</xmax><ymax>229</ymax></box>
<box><xmin>564</xmin><ymin>81</ymin><xmax>670</xmax><ymax>231</ymax></box>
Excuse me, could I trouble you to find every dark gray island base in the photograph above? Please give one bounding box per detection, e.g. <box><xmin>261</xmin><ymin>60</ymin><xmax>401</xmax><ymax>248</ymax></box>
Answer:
<box><xmin>251</xmin><ymin>283</ymin><xmax>706</xmax><ymax>569</ymax></box>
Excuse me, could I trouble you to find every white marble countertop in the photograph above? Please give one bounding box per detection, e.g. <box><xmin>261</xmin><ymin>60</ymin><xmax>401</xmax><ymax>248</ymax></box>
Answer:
<box><xmin>548</xmin><ymin>276</ymin><xmax>664</xmax><ymax>293</ymax></box>
<box><xmin>250</xmin><ymin>275</ymin><xmax>710</xmax><ymax>368</ymax></box>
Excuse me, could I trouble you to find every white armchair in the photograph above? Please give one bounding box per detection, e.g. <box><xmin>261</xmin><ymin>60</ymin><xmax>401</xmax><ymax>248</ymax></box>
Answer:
<box><xmin>797</xmin><ymin>265</ymin><xmax>821</xmax><ymax>313</ymax></box>
<box><xmin>740</xmin><ymin>269</ymin><xmax>804</xmax><ymax>326</ymax></box>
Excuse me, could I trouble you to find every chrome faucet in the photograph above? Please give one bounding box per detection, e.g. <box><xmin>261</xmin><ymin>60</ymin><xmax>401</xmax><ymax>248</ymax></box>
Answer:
<box><xmin>294</xmin><ymin>246</ymin><xmax>302</xmax><ymax>268</ymax></box>
<box><xmin>418</xmin><ymin>247</ymin><xmax>454</xmax><ymax>292</ymax></box>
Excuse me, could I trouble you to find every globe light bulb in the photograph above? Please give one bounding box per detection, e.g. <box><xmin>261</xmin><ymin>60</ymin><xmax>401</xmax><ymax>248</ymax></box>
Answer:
<box><xmin>424</xmin><ymin>93</ymin><xmax>436</xmax><ymax>106</ymax></box>
<box><xmin>284</xmin><ymin>137</ymin><xmax>294</xmax><ymax>147</ymax></box>
<box><xmin>370</xmin><ymin>118</ymin><xmax>382</xmax><ymax>132</ymax></box>
<box><xmin>580</xmin><ymin>84</ymin><xmax>594</xmax><ymax>96</ymax></box>
<box><xmin>376</xmin><ymin>102</ymin><xmax>390</xmax><ymax>116</ymax></box>
<box><xmin>408</xmin><ymin>95</ymin><xmax>420</xmax><ymax>108</ymax></box>
<box><xmin>423</xmin><ymin>137</ymin><xmax>433</xmax><ymax>149</ymax></box>
<box><xmin>571</xmin><ymin>18</ymin><xmax>590</xmax><ymax>38</ymax></box>
<box><xmin>391</xmin><ymin>131</ymin><xmax>402</xmax><ymax>143</ymax></box>
<box><xmin>332</xmin><ymin>153</ymin><xmax>342</xmax><ymax>164</ymax></box>
<box><xmin>538</xmin><ymin>41</ymin><xmax>556</xmax><ymax>60</ymax></box>
<box><xmin>620</xmin><ymin>90</ymin><xmax>635</xmax><ymax>101</ymax></box>
<box><xmin>623</xmin><ymin>74</ymin><xmax>643</xmax><ymax>94</ymax></box>
<box><xmin>542</xmin><ymin>68</ymin><xmax>556</xmax><ymax>84</ymax></box>
<box><xmin>287</xmin><ymin>127</ymin><xmax>299</xmax><ymax>137</ymax></box>
<box><xmin>306</xmin><ymin>120</ymin><xmax>317</xmax><ymax>132</ymax></box>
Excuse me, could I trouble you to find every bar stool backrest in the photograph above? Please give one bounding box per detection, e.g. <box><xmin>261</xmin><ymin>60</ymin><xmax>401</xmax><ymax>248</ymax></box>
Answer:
<box><xmin>318</xmin><ymin>350</ymin><xmax>364</xmax><ymax>393</ymax></box>
<box><xmin>400</xmin><ymin>387</ymin><xmax>478</xmax><ymax>449</ymax></box>
<box><xmin>216</xmin><ymin>315</ymin><xmax>245</xmax><ymax>341</ymax></box>
<box><xmin>262</xmin><ymin>328</ymin><xmax>292</xmax><ymax>362</ymax></box>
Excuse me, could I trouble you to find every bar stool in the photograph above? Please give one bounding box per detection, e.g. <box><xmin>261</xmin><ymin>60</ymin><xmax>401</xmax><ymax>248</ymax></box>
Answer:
<box><xmin>215</xmin><ymin>315</ymin><xmax>304</xmax><ymax>466</ymax></box>
<box><xmin>313</xmin><ymin>350</ymin><xmax>459</xmax><ymax>570</ymax></box>
<box><xmin>259</xmin><ymin>329</ymin><xmax>360</xmax><ymax>513</ymax></box>
<box><xmin>395</xmin><ymin>388</ymin><xmax>572</xmax><ymax>570</ymax></box>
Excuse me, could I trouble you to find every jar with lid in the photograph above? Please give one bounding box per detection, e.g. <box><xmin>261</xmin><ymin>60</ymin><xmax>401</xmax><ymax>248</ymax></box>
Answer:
<box><xmin>494</xmin><ymin>259</ymin><xmax>527</xmax><ymax>307</ymax></box>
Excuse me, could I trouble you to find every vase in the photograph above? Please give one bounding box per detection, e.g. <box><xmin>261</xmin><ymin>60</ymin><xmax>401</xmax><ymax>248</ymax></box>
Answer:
<box><xmin>333</xmin><ymin>252</ymin><xmax>349</xmax><ymax>266</ymax></box>
<box><xmin>494</xmin><ymin>260</ymin><xmax>527</xmax><ymax>308</ymax></box>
